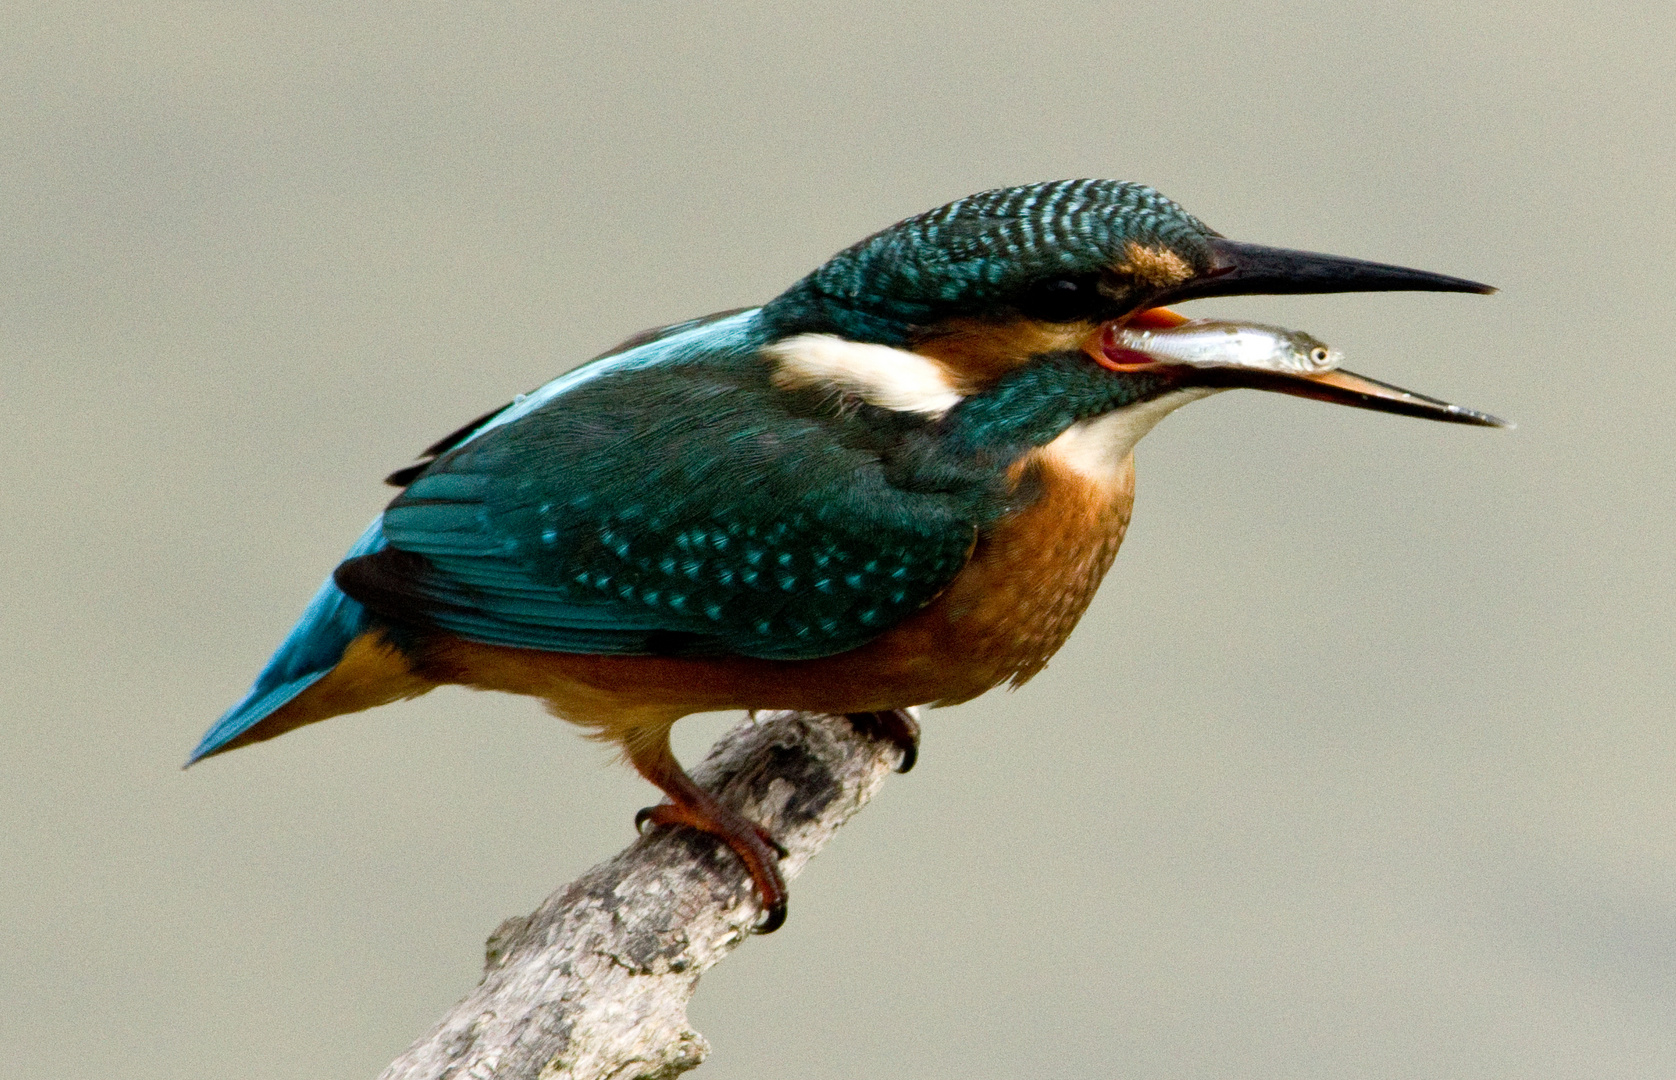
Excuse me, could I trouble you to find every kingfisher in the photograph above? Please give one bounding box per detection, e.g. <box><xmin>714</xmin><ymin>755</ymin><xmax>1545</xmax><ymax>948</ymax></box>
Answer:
<box><xmin>191</xmin><ymin>180</ymin><xmax>1500</xmax><ymax>932</ymax></box>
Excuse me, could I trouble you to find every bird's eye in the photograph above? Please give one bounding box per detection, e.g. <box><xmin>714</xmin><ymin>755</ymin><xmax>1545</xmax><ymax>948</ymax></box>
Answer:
<box><xmin>1017</xmin><ymin>276</ymin><xmax>1097</xmax><ymax>322</ymax></box>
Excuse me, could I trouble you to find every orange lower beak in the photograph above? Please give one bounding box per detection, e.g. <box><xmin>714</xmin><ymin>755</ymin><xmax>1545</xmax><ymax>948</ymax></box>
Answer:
<box><xmin>1229</xmin><ymin>367</ymin><xmax>1509</xmax><ymax>427</ymax></box>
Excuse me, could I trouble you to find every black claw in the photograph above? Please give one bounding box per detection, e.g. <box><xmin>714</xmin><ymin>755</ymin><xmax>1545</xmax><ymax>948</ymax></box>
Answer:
<box><xmin>845</xmin><ymin>710</ymin><xmax>921</xmax><ymax>773</ymax></box>
<box><xmin>893</xmin><ymin>733</ymin><xmax>918</xmax><ymax>774</ymax></box>
<box><xmin>754</xmin><ymin>898</ymin><xmax>788</xmax><ymax>934</ymax></box>
<box><xmin>634</xmin><ymin>805</ymin><xmax>657</xmax><ymax>833</ymax></box>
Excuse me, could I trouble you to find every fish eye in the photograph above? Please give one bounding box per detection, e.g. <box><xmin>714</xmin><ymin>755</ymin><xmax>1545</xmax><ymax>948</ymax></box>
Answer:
<box><xmin>1310</xmin><ymin>347</ymin><xmax>1330</xmax><ymax>364</ymax></box>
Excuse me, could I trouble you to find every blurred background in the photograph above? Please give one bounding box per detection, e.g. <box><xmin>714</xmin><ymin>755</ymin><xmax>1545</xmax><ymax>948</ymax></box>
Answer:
<box><xmin>3</xmin><ymin>2</ymin><xmax>1673</xmax><ymax>1077</ymax></box>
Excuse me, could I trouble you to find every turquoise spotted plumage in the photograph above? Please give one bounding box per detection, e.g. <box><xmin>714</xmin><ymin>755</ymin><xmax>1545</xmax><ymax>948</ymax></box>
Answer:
<box><xmin>360</xmin><ymin>310</ymin><xmax>993</xmax><ymax>658</ymax></box>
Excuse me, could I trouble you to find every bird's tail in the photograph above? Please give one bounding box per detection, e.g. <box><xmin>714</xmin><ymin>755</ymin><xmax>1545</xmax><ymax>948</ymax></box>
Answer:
<box><xmin>187</xmin><ymin>518</ymin><xmax>414</xmax><ymax>765</ymax></box>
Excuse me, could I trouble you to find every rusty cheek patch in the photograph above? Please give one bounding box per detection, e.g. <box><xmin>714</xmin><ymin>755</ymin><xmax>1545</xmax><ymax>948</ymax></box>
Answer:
<box><xmin>1113</xmin><ymin>241</ymin><xmax>1195</xmax><ymax>288</ymax></box>
<box><xmin>913</xmin><ymin>316</ymin><xmax>1098</xmax><ymax>388</ymax></box>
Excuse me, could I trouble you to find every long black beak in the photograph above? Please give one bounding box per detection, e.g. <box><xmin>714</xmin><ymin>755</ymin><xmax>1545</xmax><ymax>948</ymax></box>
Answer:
<box><xmin>1153</xmin><ymin>238</ymin><xmax>1496</xmax><ymax>305</ymax></box>
<box><xmin>1142</xmin><ymin>237</ymin><xmax>1503</xmax><ymax>426</ymax></box>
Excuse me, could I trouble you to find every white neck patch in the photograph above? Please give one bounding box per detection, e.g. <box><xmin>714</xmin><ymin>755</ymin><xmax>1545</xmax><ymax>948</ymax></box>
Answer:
<box><xmin>766</xmin><ymin>333</ymin><xmax>963</xmax><ymax>417</ymax></box>
<box><xmin>1044</xmin><ymin>388</ymin><xmax>1218</xmax><ymax>482</ymax></box>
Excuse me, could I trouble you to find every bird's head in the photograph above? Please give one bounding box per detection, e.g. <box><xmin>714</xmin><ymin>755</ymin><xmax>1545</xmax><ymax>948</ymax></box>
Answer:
<box><xmin>759</xmin><ymin>179</ymin><xmax>1501</xmax><ymax>453</ymax></box>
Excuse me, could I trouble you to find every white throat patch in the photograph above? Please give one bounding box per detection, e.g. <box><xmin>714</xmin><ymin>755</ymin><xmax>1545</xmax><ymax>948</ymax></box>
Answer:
<box><xmin>1045</xmin><ymin>388</ymin><xmax>1218</xmax><ymax>481</ymax></box>
<box><xmin>766</xmin><ymin>333</ymin><xmax>963</xmax><ymax>417</ymax></box>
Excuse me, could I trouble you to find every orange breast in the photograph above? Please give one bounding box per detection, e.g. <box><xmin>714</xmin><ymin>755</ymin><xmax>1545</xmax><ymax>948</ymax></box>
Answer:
<box><xmin>909</xmin><ymin>448</ymin><xmax>1136</xmax><ymax>699</ymax></box>
<box><xmin>424</xmin><ymin>450</ymin><xmax>1138</xmax><ymax>739</ymax></box>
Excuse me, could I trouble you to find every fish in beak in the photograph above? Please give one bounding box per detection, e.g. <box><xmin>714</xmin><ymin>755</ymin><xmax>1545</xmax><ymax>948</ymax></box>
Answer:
<box><xmin>1105</xmin><ymin>242</ymin><xmax>1506</xmax><ymax>427</ymax></box>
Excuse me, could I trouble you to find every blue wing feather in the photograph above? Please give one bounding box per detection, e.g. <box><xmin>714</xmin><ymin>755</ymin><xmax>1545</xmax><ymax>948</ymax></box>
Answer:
<box><xmin>349</xmin><ymin>312</ymin><xmax>988</xmax><ymax>660</ymax></box>
<box><xmin>189</xmin><ymin>518</ymin><xmax>387</xmax><ymax>763</ymax></box>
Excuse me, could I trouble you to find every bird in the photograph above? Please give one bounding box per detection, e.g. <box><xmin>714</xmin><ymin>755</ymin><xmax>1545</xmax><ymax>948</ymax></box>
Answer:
<box><xmin>190</xmin><ymin>179</ymin><xmax>1500</xmax><ymax>932</ymax></box>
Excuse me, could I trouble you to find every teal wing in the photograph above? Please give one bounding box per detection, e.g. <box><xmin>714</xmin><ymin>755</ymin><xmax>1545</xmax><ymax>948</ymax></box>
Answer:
<box><xmin>383</xmin><ymin>308</ymin><xmax>758</xmax><ymax>489</ymax></box>
<box><xmin>339</xmin><ymin>315</ymin><xmax>982</xmax><ymax>660</ymax></box>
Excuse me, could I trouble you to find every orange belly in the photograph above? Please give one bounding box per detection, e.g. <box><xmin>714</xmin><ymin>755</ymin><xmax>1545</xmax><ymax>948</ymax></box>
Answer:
<box><xmin>418</xmin><ymin>450</ymin><xmax>1137</xmax><ymax>746</ymax></box>
<box><xmin>247</xmin><ymin>450</ymin><xmax>1137</xmax><ymax>760</ymax></box>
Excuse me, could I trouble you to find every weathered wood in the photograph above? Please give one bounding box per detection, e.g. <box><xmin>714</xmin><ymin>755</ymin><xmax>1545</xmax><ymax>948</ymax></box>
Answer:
<box><xmin>379</xmin><ymin>710</ymin><xmax>905</xmax><ymax>1080</ymax></box>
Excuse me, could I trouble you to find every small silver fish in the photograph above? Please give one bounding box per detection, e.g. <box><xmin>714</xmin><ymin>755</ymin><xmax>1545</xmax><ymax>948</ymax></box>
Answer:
<box><xmin>1114</xmin><ymin>319</ymin><xmax>1342</xmax><ymax>375</ymax></box>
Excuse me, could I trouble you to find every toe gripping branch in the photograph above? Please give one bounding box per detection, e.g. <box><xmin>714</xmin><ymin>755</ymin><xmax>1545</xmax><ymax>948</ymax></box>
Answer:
<box><xmin>628</xmin><ymin>710</ymin><xmax>921</xmax><ymax>934</ymax></box>
<box><xmin>843</xmin><ymin>709</ymin><xmax>921</xmax><ymax>773</ymax></box>
<box><xmin>629</xmin><ymin>730</ymin><xmax>792</xmax><ymax>933</ymax></box>
<box><xmin>634</xmin><ymin>799</ymin><xmax>790</xmax><ymax>932</ymax></box>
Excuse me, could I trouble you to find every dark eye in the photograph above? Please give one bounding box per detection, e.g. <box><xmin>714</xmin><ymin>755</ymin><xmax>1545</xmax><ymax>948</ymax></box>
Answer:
<box><xmin>1017</xmin><ymin>276</ymin><xmax>1098</xmax><ymax>322</ymax></box>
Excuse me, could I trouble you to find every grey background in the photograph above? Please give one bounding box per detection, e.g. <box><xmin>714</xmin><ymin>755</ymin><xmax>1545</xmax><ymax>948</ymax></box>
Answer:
<box><xmin>3</xmin><ymin>2</ymin><xmax>1672</xmax><ymax>1077</ymax></box>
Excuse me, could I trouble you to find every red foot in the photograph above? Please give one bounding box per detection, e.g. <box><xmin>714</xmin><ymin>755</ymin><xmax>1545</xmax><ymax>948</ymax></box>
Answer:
<box><xmin>635</xmin><ymin>801</ymin><xmax>790</xmax><ymax>933</ymax></box>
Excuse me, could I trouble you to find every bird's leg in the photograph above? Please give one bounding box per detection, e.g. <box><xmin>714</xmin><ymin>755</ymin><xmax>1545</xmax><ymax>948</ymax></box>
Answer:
<box><xmin>626</xmin><ymin>730</ymin><xmax>790</xmax><ymax>933</ymax></box>
<box><xmin>843</xmin><ymin>709</ymin><xmax>921</xmax><ymax>773</ymax></box>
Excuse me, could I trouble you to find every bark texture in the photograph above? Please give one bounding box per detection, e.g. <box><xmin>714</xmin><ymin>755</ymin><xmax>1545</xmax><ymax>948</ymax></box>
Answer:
<box><xmin>379</xmin><ymin>710</ymin><xmax>904</xmax><ymax>1080</ymax></box>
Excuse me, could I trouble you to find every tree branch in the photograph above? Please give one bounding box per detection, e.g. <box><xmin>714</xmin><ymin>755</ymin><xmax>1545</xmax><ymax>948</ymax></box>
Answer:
<box><xmin>378</xmin><ymin>710</ymin><xmax>904</xmax><ymax>1080</ymax></box>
